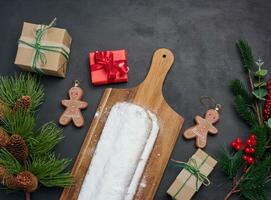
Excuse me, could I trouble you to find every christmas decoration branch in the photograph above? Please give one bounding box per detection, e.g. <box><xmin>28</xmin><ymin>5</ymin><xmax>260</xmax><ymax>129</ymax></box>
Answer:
<box><xmin>0</xmin><ymin>74</ymin><xmax>44</xmax><ymax>111</ymax></box>
<box><xmin>0</xmin><ymin>149</ymin><xmax>23</xmax><ymax>174</ymax></box>
<box><xmin>219</xmin><ymin>40</ymin><xmax>271</xmax><ymax>200</ymax></box>
<box><xmin>29</xmin><ymin>123</ymin><xmax>64</xmax><ymax>156</ymax></box>
<box><xmin>2</xmin><ymin>110</ymin><xmax>36</xmax><ymax>140</ymax></box>
<box><xmin>29</xmin><ymin>154</ymin><xmax>72</xmax><ymax>187</ymax></box>
<box><xmin>0</xmin><ymin>73</ymin><xmax>73</xmax><ymax>200</ymax></box>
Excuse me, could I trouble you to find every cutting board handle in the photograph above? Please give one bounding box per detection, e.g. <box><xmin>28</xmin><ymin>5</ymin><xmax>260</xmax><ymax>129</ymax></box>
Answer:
<box><xmin>140</xmin><ymin>48</ymin><xmax>174</xmax><ymax>95</ymax></box>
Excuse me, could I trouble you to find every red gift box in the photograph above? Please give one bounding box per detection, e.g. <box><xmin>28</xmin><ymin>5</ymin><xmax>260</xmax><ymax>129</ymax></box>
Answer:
<box><xmin>89</xmin><ymin>49</ymin><xmax>129</xmax><ymax>86</ymax></box>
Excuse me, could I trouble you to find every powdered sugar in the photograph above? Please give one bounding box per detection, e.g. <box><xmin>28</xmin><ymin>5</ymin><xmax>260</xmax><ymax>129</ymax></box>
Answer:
<box><xmin>124</xmin><ymin>111</ymin><xmax>159</xmax><ymax>200</ymax></box>
<box><xmin>78</xmin><ymin>102</ymin><xmax>159</xmax><ymax>200</ymax></box>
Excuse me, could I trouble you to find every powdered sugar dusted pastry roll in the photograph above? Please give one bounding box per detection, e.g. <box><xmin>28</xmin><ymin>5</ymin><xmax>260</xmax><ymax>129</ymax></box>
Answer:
<box><xmin>78</xmin><ymin>102</ymin><xmax>159</xmax><ymax>200</ymax></box>
<box><xmin>124</xmin><ymin>111</ymin><xmax>159</xmax><ymax>200</ymax></box>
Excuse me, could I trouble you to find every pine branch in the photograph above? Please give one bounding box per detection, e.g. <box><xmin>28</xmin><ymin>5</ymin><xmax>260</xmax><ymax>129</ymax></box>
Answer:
<box><xmin>39</xmin><ymin>172</ymin><xmax>73</xmax><ymax>187</ymax></box>
<box><xmin>219</xmin><ymin>146</ymin><xmax>244</xmax><ymax>179</ymax></box>
<box><xmin>2</xmin><ymin>110</ymin><xmax>35</xmax><ymax>140</ymax></box>
<box><xmin>235</xmin><ymin>40</ymin><xmax>263</xmax><ymax>125</ymax></box>
<box><xmin>265</xmin><ymin>179</ymin><xmax>271</xmax><ymax>195</ymax></box>
<box><xmin>29</xmin><ymin>123</ymin><xmax>63</xmax><ymax>157</ymax></box>
<box><xmin>253</xmin><ymin>126</ymin><xmax>267</xmax><ymax>159</ymax></box>
<box><xmin>233</xmin><ymin>95</ymin><xmax>258</xmax><ymax>127</ymax></box>
<box><xmin>0</xmin><ymin>149</ymin><xmax>23</xmax><ymax>174</ymax></box>
<box><xmin>239</xmin><ymin>157</ymin><xmax>271</xmax><ymax>200</ymax></box>
<box><xmin>29</xmin><ymin>154</ymin><xmax>73</xmax><ymax>187</ymax></box>
<box><xmin>241</xmin><ymin>187</ymin><xmax>266</xmax><ymax>200</ymax></box>
<box><xmin>230</xmin><ymin>79</ymin><xmax>252</xmax><ymax>104</ymax></box>
<box><xmin>0</xmin><ymin>73</ymin><xmax>73</xmax><ymax>195</ymax></box>
<box><xmin>0</xmin><ymin>73</ymin><xmax>44</xmax><ymax>111</ymax></box>
<box><xmin>236</xmin><ymin>40</ymin><xmax>254</xmax><ymax>71</ymax></box>
<box><xmin>223</xmin><ymin>40</ymin><xmax>270</xmax><ymax>200</ymax></box>
<box><xmin>241</xmin><ymin>160</ymin><xmax>270</xmax><ymax>185</ymax></box>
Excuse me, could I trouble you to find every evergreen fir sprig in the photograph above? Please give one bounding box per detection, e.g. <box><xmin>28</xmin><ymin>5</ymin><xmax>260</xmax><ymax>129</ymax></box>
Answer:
<box><xmin>0</xmin><ymin>73</ymin><xmax>44</xmax><ymax>111</ymax></box>
<box><xmin>240</xmin><ymin>184</ymin><xmax>267</xmax><ymax>200</ymax></box>
<box><xmin>219</xmin><ymin>147</ymin><xmax>244</xmax><ymax>179</ymax></box>
<box><xmin>239</xmin><ymin>157</ymin><xmax>271</xmax><ymax>200</ymax></box>
<box><xmin>230</xmin><ymin>79</ymin><xmax>252</xmax><ymax>104</ymax></box>
<box><xmin>29</xmin><ymin>123</ymin><xmax>63</xmax><ymax>157</ymax></box>
<box><xmin>2</xmin><ymin>110</ymin><xmax>35</xmax><ymax>140</ymax></box>
<box><xmin>233</xmin><ymin>95</ymin><xmax>257</xmax><ymax>127</ymax></box>
<box><xmin>253</xmin><ymin>126</ymin><xmax>267</xmax><ymax>159</ymax></box>
<box><xmin>29</xmin><ymin>154</ymin><xmax>73</xmax><ymax>187</ymax></box>
<box><xmin>241</xmin><ymin>156</ymin><xmax>271</xmax><ymax>185</ymax></box>
<box><xmin>220</xmin><ymin>39</ymin><xmax>271</xmax><ymax>200</ymax></box>
<box><xmin>0</xmin><ymin>149</ymin><xmax>23</xmax><ymax>174</ymax></box>
<box><xmin>236</xmin><ymin>40</ymin><xmax>254</xmax><ymax>71</ymax></box>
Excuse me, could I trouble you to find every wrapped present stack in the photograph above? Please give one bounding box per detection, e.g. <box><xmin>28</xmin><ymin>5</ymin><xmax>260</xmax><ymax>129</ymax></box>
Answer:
<box><xmin>89</xmin><ymin>50</ymin><xmax>129</xmax><ymax>85</ymax></box>
<box><xmin>167</xmin><ymin>149</ymin><xmax>217</xmax><ymax>200</ymax></box>
<box><xmin>14</xmin><ymin>18</ymin><xmax>72</xmax><ymax>77</ymax></box>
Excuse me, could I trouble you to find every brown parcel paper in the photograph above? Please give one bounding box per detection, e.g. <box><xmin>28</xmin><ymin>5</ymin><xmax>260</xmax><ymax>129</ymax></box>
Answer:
<box><xmin>15</xmin><ymin>22</ymin><xmax>72</xmax><ymax>78</ymax></box>
<box><xmin>167</xmin><ymin>149</ymin><xmax>217</xmax><ymax>200</ymax></box>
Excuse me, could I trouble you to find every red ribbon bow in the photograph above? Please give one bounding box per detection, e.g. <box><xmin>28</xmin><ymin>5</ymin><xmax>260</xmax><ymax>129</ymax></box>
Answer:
<box><xmin>92</xmin><ymin>51</ymin><xmax>129</xmax><ymax>80</ymax></box>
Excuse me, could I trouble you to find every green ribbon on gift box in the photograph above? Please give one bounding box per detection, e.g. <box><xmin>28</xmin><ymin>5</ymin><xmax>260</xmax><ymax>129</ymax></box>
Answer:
<box><xmin>171</xmin><ymin>155</ymin><xmax>211</xmax><ymax>199</ymax></box>
<box><xmin>18</xmin><ymin>18</ymin><xmax>70</xmax><ymax>74</ymax></box>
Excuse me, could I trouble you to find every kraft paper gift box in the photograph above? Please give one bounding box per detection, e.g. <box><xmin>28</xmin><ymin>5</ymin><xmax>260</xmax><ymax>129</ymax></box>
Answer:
<box><xmin>167</xmin><ymin>149</ymin><xmax>217</xmax><ymax>200</ymax></box>
<box><xmin>14</xmin><ymin>19</ymin><xmax>72</xmax><ymax>78</ymax></box>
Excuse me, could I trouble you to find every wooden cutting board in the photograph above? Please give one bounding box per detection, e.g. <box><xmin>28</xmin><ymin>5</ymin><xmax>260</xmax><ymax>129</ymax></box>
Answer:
<box><xmin>60</xmin><ymin>48</ymin><xmax>184</xmax><ymax>200</ymax></box>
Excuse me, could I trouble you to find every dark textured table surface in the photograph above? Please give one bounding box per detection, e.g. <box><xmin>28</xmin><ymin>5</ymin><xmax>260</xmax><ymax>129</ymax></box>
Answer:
<box><xmin>0</xmin><ymin>0</ymin><xmax>271</xmax><ymax>199</ymax></box>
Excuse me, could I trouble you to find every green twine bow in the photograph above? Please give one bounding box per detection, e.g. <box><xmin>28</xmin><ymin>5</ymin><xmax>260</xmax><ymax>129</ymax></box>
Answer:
<box><xmin>171</xmin><ymin>156</ymin><xmax>211</xmax><ymax>199</ymax></box>
<box><xmin>18</xmin><ymin>18</ymin><xmax>70</xmax><ymax>74</ymax></box>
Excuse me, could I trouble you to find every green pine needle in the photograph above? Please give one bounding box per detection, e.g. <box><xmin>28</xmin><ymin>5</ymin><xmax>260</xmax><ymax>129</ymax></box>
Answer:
<box><xmin>236</xmin><ymin>40</ymin><xmax>255</xmax><ymax>71</ymax></box>
<box><xmin>29</xmin><ymin>123</ymin><xmax>64</xmax><ymax>156</ymax></box>
<box><xmin>0</xmin><ymin>149</ymin><xmax>23</xmax><ymax>174</ymax></box>
<box><xmin>0</xmin><ymin>73</ymin><xmax>44</xmax><ymax>111</ymax></box>
<box><xmin>253</xmin><ymin>126</ymin><xmax>267</xmax><ymax>159</ymax></box>
<box><xmin>0</xmin><ymin>73</ymin><xmax>73</xmax><ymax>191</ymax></box>
<box><xmin>241</xmin><ymin>187</ymin><xmax>266</xmax><ymax>200</ymax></box>
<box><xmin>239</xmin><ymin>157</ymin><xmax>271</xmax><ymax>200</ymax></box>
<box><xmin>29</xmin><ymin>154</ymin><xmax>73</xmax><ymax>187</ymax></box>
<box><xmin>233</xmin><ymin>95</ymin><xmax>257</xmax><ymax>127</ymax></box>
<box><xmin>2</xmin><ymin>109</ymin><xmax>35</xmax><ymax>140</ymax></box>
<box><xmin>219</xmin><ymin>146</ymin><xmax>244</xmax><ymax>179</ymax></box>
<box><xmin>242</xmin><ymin>158</ymin><xmax>270</xmax><ymax>185</ymax></box>
<box><xmin>39</xmin><ymin>172</ymin><xmax>74</xmax><ymax>187</ymax></box>
<box><xmin>230</xmin><ymin>79</ymin><xmax>252</xmax><ymax>104</ymax></box>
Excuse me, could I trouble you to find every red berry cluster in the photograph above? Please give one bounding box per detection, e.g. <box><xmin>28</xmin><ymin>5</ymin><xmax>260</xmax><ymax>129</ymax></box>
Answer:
<box><xmin>230</xmin><ymin>138</ymin><xmax>242</xmax><ymax>151</ymax></box>
<box><xmin>263</xmin><ymin>79</ymin><xmax>271</xmax><ymax>121</ymax></box>
<box><xmin>230</xmin><ymin>134</ymin><xmax>257</xmax><ymax>166</ymax></box>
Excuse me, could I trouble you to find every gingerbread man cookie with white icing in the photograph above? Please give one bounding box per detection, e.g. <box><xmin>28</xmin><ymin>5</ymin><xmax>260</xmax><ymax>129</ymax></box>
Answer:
<box><xmin>59</xmin><ymin>81</ymin><xmax>88</xmax><ymax>127</ymax></box>
<box><xmin>183</xmin><ymin>109</ymin><xmax>219</xmax><ymax>148</ymax></box>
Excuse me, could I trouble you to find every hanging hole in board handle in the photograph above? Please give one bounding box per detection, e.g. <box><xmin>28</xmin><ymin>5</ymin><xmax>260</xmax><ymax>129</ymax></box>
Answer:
<box><xmin>162</xmin><ymin>54</ymin><xmax>167</xmax><ymax>58</ymax></box>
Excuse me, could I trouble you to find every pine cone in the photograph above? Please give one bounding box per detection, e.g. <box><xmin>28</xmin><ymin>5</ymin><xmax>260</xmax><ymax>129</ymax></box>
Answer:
<box><xmin>2</xmin><ymin>173</ymin><xmax>17</xmax><ymax>190</ymax></box>
<box><xmin>6</xmin><ymin>134</ymin><xmax>29</xmax><ymax>161</ymax></box>
<box><xmin>13</xmin><ymin>96</ymin><xmax>32</xmax><ymax>112</ymax></box>
<box><xmin>0</xmin><ymin>166</ymin><xmax>7</xmax><ymax>181</ymax></box>
<box><xmin>0</xmin><ymin>128</ymin><xmax>10</xmax><ymax>148</ymax></box>
<box><xmin>0</xmin><ymin>101</ymin><xmax>5</xmax><ymax>119</ymax></box>
<box><xmin>16</xmin><ymin>171</ymin><xmax>38</xmax><ymax>192</ymax></box>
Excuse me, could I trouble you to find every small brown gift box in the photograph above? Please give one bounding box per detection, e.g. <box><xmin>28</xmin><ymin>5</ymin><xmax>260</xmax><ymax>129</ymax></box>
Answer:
<box><xmin>14</xmin><ymin>19</ymin><xmax>72</xmax><ymax>77</ymax></box>
<box><xmin>167</xmin><ymin>149</ymin><xmax>217</xmax><ymax>200</ymax></box>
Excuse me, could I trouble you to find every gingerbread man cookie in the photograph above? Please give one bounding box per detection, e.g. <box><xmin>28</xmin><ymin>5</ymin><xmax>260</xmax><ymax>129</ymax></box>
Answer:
<box><xmin>59</xmin><ymin>81</ymin><xmax>88</xmax><ymax>127</ymax></box>
<box><xmin>184</xmin><ymin>109</ymin><xmax>220</xmax><ymax>148</ymax></box>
